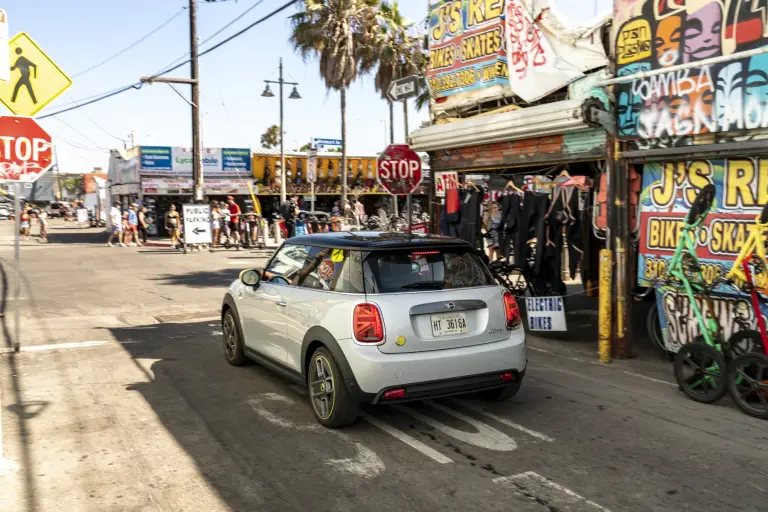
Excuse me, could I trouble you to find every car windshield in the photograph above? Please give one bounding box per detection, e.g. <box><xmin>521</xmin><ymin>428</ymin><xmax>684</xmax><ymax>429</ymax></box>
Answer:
<box><xmin>362</xmin><ymin>248</ymin><xmax>494</xmax><ymax>293</ymax></box>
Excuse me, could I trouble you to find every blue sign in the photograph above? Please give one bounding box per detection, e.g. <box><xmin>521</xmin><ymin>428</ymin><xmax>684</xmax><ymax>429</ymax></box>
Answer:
<box><xmin>312</xmin><ymin>138</ymin><xmax>342</xmax><ymax>148</ymax></box>
<box><xmin>222</xmin><ymin>148</ymin><xmax>251</xmax><ymax>174</ymax></box>
<box><xmin>140</xmin><ymin>146</ymin><xmax>172</xmax><ymax>170</ymax></box>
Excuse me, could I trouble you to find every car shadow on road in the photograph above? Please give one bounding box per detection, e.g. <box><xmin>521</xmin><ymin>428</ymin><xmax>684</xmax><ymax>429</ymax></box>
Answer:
<box><xmin>109</xmin><ymin>319</ymin><xmax>363</xmax><ymax>511</ymax></box>
<box><xmin>150</xmin><ymin>269</ymin><xmax>241</xmax><ymax>288</ymax></box>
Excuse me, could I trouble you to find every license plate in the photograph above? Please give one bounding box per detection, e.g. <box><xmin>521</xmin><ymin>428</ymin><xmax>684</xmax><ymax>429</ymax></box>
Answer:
<box><xmin>430</xmin><ymin>312</ymin><xmax>468</xmax><ymax>337</ymax></box>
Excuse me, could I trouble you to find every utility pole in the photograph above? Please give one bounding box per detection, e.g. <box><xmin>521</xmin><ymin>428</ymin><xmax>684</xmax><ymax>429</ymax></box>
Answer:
<box><xmin>189</xmin><ymin>0</ymin><xmax>202</xmax><ymax>202</ymax></box>
<box><xmin>140</xmin><ymin>0</ymin><xmax>204</xmax><ymax>203</ymax></box>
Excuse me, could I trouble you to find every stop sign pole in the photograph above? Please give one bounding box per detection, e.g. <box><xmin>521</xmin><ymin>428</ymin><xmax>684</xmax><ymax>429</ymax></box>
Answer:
<box><xmin>0</xmin><ymin>115</ymin><xmax>54</xmax><ymax>352</ymax></box>
<box><xmin>377</xmin><ymin>144</ymin><xmax>423</xmax><ymax>234</ymax></box>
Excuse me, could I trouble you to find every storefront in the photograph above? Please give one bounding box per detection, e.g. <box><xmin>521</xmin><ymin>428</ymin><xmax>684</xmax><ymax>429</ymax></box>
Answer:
<box><xmin>610</xmin><ymin>0</ymin><xmax>768</xmax><ymax>354</ymax></box>
<box><xmin>251</xmin><ymin>149</ymin><xmax>430</xmax><ymax>216</ymax></box>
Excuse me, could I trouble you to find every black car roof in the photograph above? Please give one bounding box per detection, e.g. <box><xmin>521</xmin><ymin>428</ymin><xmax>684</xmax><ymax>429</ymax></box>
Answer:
<box><xmin>285</xmin><ymin>231</ymin><xmax>472</xmax><ymax>249</ymax></box>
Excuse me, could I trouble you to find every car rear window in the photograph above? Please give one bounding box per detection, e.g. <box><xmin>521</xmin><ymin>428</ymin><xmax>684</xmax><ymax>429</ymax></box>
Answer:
<box><xmin>362</xmin><ymin>248</ymin><xmax>495</xmax><ymax>293</ymax></box>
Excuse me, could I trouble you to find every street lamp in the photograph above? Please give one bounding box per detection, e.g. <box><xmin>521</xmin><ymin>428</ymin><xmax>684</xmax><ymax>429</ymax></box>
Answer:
<box><xmin>263</xmin><ymin>58</ymin><xmax>301</xmax><ymax>204</ymax></box>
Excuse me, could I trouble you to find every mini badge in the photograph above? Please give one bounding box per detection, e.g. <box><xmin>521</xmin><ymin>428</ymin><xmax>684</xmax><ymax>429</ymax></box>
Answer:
<box><xmin>395</xmin><ymin>335</ymin><xmax>406</xmax><ymax>346</ymax></box>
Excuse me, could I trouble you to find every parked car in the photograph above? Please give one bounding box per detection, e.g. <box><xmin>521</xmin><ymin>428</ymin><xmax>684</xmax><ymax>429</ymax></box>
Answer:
<box><xmin>220</xmin><ymin>232</ymin><xmax>526</xmax><ymax>427</ymax></box>
<box><xmin>46</xmin><ymin>201</ymin><xmax>69</xmax><ymax>218</ymax></box>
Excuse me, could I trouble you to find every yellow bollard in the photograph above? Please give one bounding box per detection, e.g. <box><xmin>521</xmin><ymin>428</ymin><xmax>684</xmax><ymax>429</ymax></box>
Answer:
<box><xmin>598</xmin><ymin>249</ymin><xmax>613</xmax><ymax>363</ymax></box>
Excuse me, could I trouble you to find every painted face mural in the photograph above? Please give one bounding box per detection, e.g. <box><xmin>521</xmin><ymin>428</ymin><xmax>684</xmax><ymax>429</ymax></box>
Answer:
<box><xmin>616</xmin><ymin>0</ymin><xmax>768</xmax><ymax>139</ymax></box>
<box><xmin>745</xmin><ymin>53</ymin><xmax>768</xmax><ymax>129</ymax></box>
<box><xmin>715</xmin><ymin>62</ymin><xmax>744</xmax><ymax>132</ymax></box>
<box><xmin>683</xmin><ymin>2</ymin><xmax>722</xmax><ymax>63</ymax></box>
<box><xmin>617</xmin><ymin>63</ymin><xmax>651</xmax><ymax>137</ymax></box>
<box><xmin>654</xmin><ymin>15</ymin><xmax>682</xmax><ymax>67</ymax></box>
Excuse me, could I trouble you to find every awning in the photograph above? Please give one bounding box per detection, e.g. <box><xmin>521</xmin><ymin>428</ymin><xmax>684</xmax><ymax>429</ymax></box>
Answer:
<box><xmin>409</xmin><ymin>99</ymin><xmax>590</xmax><ymax>152</ymax></box>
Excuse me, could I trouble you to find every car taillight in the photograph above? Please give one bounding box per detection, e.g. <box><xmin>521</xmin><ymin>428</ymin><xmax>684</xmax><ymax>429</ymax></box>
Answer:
<box><xmin>353</xmin><ymin>303</ymin><xmax>384</xmax><ymax>343</ymax></box>
<box><xmin>503</xmin><ymin>291</ymin><xmax>521</xmax><ymax>330</ymax></box>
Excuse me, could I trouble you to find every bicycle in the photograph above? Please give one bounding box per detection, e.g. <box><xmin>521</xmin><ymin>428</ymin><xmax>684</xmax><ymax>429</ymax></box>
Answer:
<box><xmin>644</xmin><ymin>185</ymin><xmax>733</xmax><ymax>403</ymax></box>
<box><xmin>723</xmin><ymin>203</ymin><xmax>768</xmax><ymax>419</ymax></box>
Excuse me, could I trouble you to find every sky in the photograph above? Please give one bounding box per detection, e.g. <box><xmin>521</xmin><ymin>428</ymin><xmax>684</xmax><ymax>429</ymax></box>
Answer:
<box><xmin>2</xmin><ymin>0</ymin><xmax>613</xmax><ymax>173</ymax></box>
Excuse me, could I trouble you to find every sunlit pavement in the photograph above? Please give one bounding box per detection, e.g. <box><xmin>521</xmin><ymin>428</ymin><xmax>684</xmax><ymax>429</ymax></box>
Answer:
<box><xmin>1</xmin><ymin>224</ymin><xmax>767</xmax><ymax>512</ymax></box>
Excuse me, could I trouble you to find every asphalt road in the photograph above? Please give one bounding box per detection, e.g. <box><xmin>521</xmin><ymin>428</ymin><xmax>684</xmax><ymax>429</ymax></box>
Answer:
<box><xmin>0</xmin><ymin>224</ymin><xmax>767</xmax><ymax>511</ymax></box>
<box><xmin>2</xmin><ymin>318</ymin><xmax>766</xmax><ymax>512</ymax></box>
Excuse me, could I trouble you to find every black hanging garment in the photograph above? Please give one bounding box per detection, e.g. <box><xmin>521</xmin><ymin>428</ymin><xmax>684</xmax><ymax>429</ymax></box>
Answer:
<box><xmin>499</xmin><ymin>193</ymin><xmax>521</xmax><ymax>261</ymax></box>
<box><xmin>458</xmin><ymin>189</ymin><xmax>481</xmax><ymax>249</ymax></box>
<box><xmin>514</xmin><ymin>191</ymin><xmax>549</xmax><ymax>271</ymax></box>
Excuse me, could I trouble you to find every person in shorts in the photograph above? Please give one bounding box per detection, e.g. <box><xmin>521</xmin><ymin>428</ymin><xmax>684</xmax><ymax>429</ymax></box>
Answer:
<box><xmin>126</xmin><ymin>204</ymin><xmax>139</xmax><ymax>246</ymax></box>
<box><xmin>226</xmin><ymin>196</ymin><xmax>241</xmax><ymax>246</ymax></box>
<box><xmin>106</xmin><ymin>202</ymin><xmax>123</xmax><ymax>247</ymax></box>
<box><xmin>165</xmin><ymin>204</ymin><xmax>181</xmax><ymax>248</ymax></box>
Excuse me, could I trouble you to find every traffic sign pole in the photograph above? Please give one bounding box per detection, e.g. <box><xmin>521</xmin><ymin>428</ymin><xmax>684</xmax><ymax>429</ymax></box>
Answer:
<box><xmin>13</xmin><ymin>181</ymin><xmax>20</xmax><ymax>352</ymax></box>
<box><xmin>403</xmin><ymin>99</ymin><xmax>411</xmax><ymax>233</ymax></box>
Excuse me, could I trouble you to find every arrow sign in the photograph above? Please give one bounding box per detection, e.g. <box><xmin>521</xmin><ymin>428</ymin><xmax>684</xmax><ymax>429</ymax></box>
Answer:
<box><xmin>387</xmin><ymin>75</ymin><xmax>420</xmax><ymax>102</ymax></box>
<box><xmin>192</xmin><ymin>227</ymin><xmax>205</xmax><ymax>235</ymax></box>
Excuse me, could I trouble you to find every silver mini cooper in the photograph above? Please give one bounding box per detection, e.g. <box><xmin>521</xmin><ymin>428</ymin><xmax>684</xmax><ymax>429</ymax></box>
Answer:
<box><xmin>221</xmin><ymin>232</ymin><xmax>526</xmax><ymax>427</ymax></box>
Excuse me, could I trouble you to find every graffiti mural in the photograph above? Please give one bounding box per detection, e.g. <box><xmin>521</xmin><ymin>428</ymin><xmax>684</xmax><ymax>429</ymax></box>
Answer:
<box><xmin>637</xmin><ymin>157</ymin><xmax>768</xmax><ymax>350</ymax></box>
<box><xmin>614</xmin><ymin>0</ymin><xmax>768</xmax><ymax>139</ymax></box>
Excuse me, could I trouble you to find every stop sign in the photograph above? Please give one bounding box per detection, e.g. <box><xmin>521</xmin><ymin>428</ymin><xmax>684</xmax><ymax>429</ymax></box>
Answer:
<box><xmin>0</xmin><ymin>116</ymin><xmax>53</xmax><ymax>183</ymax></box>
<box><xmin>377</xmin><ymin>144</ymin><xmax>423</xmax><ymax>195</ymax></box>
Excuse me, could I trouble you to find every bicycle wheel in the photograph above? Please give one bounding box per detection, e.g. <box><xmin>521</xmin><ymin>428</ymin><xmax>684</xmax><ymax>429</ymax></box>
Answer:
<box><xmin>673</xmin><ymin>342</ymin><xmax>728</xmax><ymax>404</ymax></box>
<box><xmin>724</xmin><ymin>330</ymin><xmax>764</xmax><ymax>361</ymax></box>
<box><xmin>685</xmin><ymin>184</ymin><xmax>716</xmax><ymax>225</ymax></box>
<box><xmin>645</xmin><ymin>305</ymin><xmax>668</xmax><ymax>355</ymax></box>
<box><xmin>727</xmin><ymin>352</ymin><xmax>768</xmax><ymax>420</ymax></box>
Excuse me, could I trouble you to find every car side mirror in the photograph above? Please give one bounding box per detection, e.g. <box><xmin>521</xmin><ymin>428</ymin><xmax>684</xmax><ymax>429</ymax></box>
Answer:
<box><xmin>240</xmin><ymin>269</ymin><xmax>261</xmax><ymax>288</ymax></box>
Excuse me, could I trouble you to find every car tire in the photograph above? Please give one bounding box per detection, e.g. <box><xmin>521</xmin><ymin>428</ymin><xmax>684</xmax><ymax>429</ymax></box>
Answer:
<box><xmin>308</xmin><ymin>347</ymin><xmax>358</xmax><ymax>428</ymax></box>
<box><xmin>478</xmin><ymin>381</ymin><xmax>522</xmax><ymax>401</ymax></box>
<box><xmin>222</xmin><ymin>309</ymin><xmax>247</xmax><ymax>366</ymax></box>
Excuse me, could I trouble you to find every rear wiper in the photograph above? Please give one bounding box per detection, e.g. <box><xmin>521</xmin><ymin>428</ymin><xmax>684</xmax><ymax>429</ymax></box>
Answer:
<box><xmin>401</xmin><ymin>282</ymin><xmax>444</xmax><ymax>290</ymax></box>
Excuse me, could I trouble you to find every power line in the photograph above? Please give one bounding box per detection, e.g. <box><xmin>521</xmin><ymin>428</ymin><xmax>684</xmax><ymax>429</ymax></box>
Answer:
<box><xmin>39</xmin><ymin>0</ymin><xmax>299</xmax><ymax>120</ymax></box>
<box><xmin>72</xmin><ymin>7</ymin><xmax>187</xmax><ymax>78</ymax></box>
<box><xmin>51</xmin><ymin>116</ymin><xmax>110</xmax><ymax>151</ymax></box>
<box><xmin>153</xmin><ymin>0</ymin><xmax>268</xmax><ymax>76</ymax></box>
<box><xmin>65</xmin><ymin>92</ymin><xmax>127</xmax><ymax>145</ymax></box>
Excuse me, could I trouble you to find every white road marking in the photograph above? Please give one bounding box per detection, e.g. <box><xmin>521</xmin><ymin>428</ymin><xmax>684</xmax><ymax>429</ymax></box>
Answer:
<box><xmin>0</xmin><ymin>339</ymin><xmax>146</xmax><ymax>354</ymax></box>
<box><xmin>528</xmin><ymin>346</ymin><xmax>677</xmax><ymax>387</ymax></box>
<box><xmin>212</xmin><ymin>331</ymin><xmax>223</xmax><ymax>336</ymax></box>
<box><xmin>457</xmin><ymin>402</ymin><xmax>554</xmax><ymax>442</ymax></box>
<box><xmin>247</xmin><ymin>393</ymin><xmax>385</xmax><ymax>479</ymax></box>
<box><xmin>0</xmin><ymin>371</ymin><xmax>18</xmax><ymax>476</ymax></box>
<box><xmin>393</xmin><ymin>401</ymin><xmax>517</xmax><ymax>451</ymax></box>
<box><xmin>361</xmin><ymin>412</ymin><xmax>453</xmax><ymax>464</ymax></box>
<box><xmin>494</xmin><ymin>471</ymin><xmax>612</xmax><ymax>512</ymax></box>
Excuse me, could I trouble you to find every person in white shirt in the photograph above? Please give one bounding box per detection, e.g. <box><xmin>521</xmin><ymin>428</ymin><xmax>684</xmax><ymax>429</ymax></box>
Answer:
<box><xmin>106</xmin><ymin>202</ymin><xmax>124</xmax><ymax>247</ymax></box>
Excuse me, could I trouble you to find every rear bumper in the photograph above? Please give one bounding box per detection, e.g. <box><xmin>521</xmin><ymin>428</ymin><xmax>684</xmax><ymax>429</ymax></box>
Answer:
<box><xmin>342</xmin><ymin>330</ymin><xmax>527</xmax><ymax>397</ymax></box>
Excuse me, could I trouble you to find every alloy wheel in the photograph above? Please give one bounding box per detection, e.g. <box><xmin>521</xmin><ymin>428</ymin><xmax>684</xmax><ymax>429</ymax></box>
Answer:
<box><xmin>310</xmin><ymin>355</ymin><xmax>335</xmax><ymax>420</ymax></box>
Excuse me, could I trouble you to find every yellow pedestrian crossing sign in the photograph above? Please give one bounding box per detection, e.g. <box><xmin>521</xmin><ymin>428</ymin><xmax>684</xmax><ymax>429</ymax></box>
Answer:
<box><xmin>0</xmin><ymin>32</ymin><xmax>72</xmax><ymax>117</ymax></box>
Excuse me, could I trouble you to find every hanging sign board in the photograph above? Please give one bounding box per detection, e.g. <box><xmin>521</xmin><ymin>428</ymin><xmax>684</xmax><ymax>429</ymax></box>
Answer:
<box><xmin>524</xmin><ymin>297</ymin><xmax>567</xmax><ymax>331</ymax></box>
<box><xmin>434</xmin><ymin>170</ymin><xmax>458</xmax><ymax>197</ymax></box>
<box><xmin>182</xmin><ymin>203</ymin><xmax>212</xmax><ymax>245</ymax></box>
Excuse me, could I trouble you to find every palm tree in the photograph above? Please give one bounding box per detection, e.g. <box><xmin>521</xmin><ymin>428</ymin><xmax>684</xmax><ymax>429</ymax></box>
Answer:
<box><xmin>290</xmin><ymin>0</ymin><xmax>379</xmax><ymax>208</ymax></box>
<box><xmin>260</xmin><ymin>125</ymin><xmax>281</xmax><ymax>149</ymax></box>
<box><xmin>374</xmin><ymin>2</ymin><xmax>428</xmax><ymax>141</ymax></box>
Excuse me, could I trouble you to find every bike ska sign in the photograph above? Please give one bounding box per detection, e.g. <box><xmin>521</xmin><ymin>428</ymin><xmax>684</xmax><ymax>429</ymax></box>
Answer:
<box><xmin>637</xmin><ymin>159</ymin><xmax>768</xmax><ymax>351</ymax></box>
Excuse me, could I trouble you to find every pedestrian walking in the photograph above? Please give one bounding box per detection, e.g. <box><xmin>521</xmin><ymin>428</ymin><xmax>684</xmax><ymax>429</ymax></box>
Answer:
<box><xmin>226</xmin><ymin>196</ymin><xmax>241</xmax><ymax>246</ymax></box>
<box><xmin>106</xmin><ymin>202</ymin><xmax>123</xmax><ymax>247</ymax></box>
<box><xmin>20</xmin><ymin>207</ymin><xmax>30</xmax><ymax>240</ymax></box>
<box><xmin>211</xmin><ymin>202</ymin><xmax>222</xmax><ymax>249</ymax></box>
<box><xmin>38</xmin><ymin>208</ymin><xmax>48</xmax><ymax>242</ymax></box>
<box><xmin>126</xmin><ymin>204</ymin><xmax>139</xmax><ymax>246</ymax></box>
<box><xmin>138</xmin><ymin>206</ymin><xmax>149</xmax><ymax>245</ymax></box>
<box><xmin>165</xmin><ymin>204</ymin><xmax>181</xmax><ymax>249</ymax></box>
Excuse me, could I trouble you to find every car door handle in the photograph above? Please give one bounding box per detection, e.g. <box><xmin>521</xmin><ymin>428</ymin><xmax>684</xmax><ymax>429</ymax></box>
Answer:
<box><xmin>275</xmin><ymin>300</ymin><xmax>287</xmax><ymax>307</ymax></box>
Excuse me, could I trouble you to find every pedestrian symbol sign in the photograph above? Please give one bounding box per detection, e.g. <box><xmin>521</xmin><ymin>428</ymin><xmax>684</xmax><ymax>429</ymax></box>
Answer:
<box><xmin>0</xmin><ymin>32</ymin><xmax>72</xmax><ymax>117</ymax></box>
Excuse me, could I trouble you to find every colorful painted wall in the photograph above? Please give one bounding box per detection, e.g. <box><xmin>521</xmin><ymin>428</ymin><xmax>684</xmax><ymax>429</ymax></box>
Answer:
<box><xmin>427</xmin><ymin>0</ymin><xmax>508</xmax><ymax>99</ymax></box>
<box><xmin>637</xmin><ymin>159</ymin><xmax>768</xmax><ymax>350</ymax></box>
<box><xmin>614</xmin><ymin>0</ymin><xmax>768</xmax><ymax>140</ymax></box>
